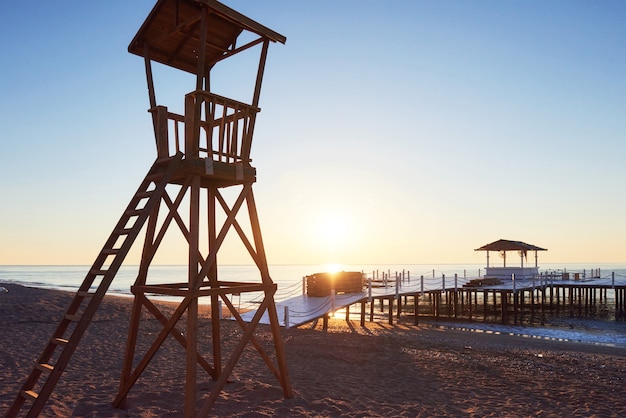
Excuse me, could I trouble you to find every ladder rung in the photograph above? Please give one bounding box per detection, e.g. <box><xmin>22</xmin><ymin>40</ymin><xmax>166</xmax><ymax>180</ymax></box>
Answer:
<box><xmin>36</xmin><ymin>363</ymin><xmax>54</xmax><ymax>374</ymax></box>
<box><xmin>21</xmin><ymin>390</ymin><xmax>38</xmax><ymax>401</ymax></box>
<box><xmin>52</xmin><ymin>338</ymin><xmax>69</xmax><ymax>346</ymax></box>
<box><xmin>77</xmin><ymin>291</ymin><xmax>95</xmax><ymax>298</ymax></box>
<box><xmin>90</xmin><ymin>269</ymin><xmax>108</xmax><ymax>276</ymax></box>
<box><xmin>102</xmin><ymin>248</ymin><xmax>120</xmax><ymax>255</ymax></box>
<box><xmin>136</xmin><ymin>191</ymin><xmax>153</xmax><ymax>198</ymax></box>
<box><xmin>65</xmin><ymin>314</ymin><xmax>81</xmax><ymax>322</ymax></box>
<box><xmin>115</xmin><ymin>228</ymin><xmax>132</xmax><ymax>235</ymax></box>
<box><xmin>125</xmin><ymin>209</ymin><xmax>143</xmax><ymax>216</ymax></box>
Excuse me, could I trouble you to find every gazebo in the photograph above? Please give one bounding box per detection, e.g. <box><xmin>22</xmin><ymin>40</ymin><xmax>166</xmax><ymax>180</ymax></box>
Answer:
<box><xmin>475</xmin><ymin>239</ymin><xmax>547</xmax><ymax>280</ymax></box>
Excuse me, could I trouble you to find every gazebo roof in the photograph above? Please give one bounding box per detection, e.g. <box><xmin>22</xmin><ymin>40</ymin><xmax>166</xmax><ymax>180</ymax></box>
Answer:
<box><xmin>475</xmin><ymin>239</ymin><xmax>547</xmax><ymax>252</ymax></box>
<box><xmin>129</xmin><ymin>0</ymin><xmax>286</xmax><ymax>75</ymax></box>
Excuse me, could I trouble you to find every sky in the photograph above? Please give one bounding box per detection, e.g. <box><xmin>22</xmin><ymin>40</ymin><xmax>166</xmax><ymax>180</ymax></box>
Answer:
<box><xmin>1</xmin><ymin>0</ymin><xmax>625</xmax><ymax>266</ymax></box>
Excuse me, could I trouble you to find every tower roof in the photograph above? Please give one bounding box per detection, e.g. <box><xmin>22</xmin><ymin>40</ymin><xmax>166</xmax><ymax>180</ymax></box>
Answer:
<box><xmin>129</xmin><ymin>0</ymin><xmax>286</xmax><ymax>74</ymax></box>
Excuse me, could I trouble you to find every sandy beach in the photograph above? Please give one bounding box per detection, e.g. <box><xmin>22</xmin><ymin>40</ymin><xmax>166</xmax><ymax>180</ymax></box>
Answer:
<box><xmin>1</xmin><ymin>282</ymin><xmax>625</xmax><ymax>417</ymax></box>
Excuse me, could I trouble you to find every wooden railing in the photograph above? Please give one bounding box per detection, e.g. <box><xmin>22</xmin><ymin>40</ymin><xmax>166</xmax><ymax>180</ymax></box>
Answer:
<box><xmin>152</xmin><ymin>91</ymin><xmax>259</xmax><ymax>164</ymax></box>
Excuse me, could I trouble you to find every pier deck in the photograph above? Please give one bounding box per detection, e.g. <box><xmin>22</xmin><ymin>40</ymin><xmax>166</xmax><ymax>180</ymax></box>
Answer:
<box><xmin>239</xmin><ymin>274</ymin><xmax>626</xmax><ymax>328</ymax></box>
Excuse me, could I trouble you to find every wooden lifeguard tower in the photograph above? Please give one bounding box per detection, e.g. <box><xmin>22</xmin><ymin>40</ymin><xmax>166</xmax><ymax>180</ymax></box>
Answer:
<box><xmin>8</xmin><ymin>0</ymin><xmax>292</xmax><ymax>416</ymax></box>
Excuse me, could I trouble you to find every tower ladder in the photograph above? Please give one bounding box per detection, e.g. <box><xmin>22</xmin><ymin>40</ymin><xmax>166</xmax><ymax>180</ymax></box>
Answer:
<box><xmin>6</xmin><ymin>153</ymin><xmax>183</xmax><ymax>418</ymax></box>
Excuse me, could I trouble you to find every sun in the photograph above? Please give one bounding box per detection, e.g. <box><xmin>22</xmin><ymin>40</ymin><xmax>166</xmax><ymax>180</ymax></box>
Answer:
<box><xmin>314</xmin><ymin>212</ymin><xmax>349</xmax><ymax>245</ymax></box>
<box><xmin>305</xmin><ymin>208</ymin><xmax>360</xmax><ymax>264</ymax></box>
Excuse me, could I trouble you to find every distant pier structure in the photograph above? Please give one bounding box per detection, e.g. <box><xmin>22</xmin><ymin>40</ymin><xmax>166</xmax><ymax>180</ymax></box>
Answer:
<box><xmin>240</xmin><ymin>241</ymin><xmax>625</xmax><ymax>330</ymax></box>
<box><xmin>475</xmin><ymin>239</ymin><xmax>547</xmax><ymax>281</ymax></box>
<box><xmin>8</xmin><ymin>1</ymin><xmax>292</xmax><ymax>417</ymax></box>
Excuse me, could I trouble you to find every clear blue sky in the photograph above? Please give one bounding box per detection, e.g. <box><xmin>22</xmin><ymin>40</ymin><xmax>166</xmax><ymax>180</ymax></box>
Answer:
<box><xmin>1</xmin><ymin>0</ymin><xmax>625</xmax><ymax>265</ymax></box>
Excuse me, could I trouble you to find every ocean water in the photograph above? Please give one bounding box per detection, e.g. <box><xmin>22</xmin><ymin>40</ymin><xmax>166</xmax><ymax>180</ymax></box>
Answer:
<box><xmin>2</xmin><ymin>263</ymin><xmax>626</xmax><ymax>347</ymax></box>
<box><xmin>1</xmin><ymin>263</ymin><xmax>625</xmax><ymax>298</ymax></box>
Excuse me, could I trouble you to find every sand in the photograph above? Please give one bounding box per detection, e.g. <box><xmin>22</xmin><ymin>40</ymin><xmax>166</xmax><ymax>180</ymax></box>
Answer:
<box><xmin>1</xmin><ymin>282</ymin><xmax>625</xmax><ymax>417</ymax></box>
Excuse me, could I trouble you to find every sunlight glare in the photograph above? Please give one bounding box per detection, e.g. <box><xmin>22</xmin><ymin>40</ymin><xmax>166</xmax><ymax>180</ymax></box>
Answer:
<box><xmin>325</xmin><ymin>263</ymin><xmax>344</xmax><ymax>274</ymax></box>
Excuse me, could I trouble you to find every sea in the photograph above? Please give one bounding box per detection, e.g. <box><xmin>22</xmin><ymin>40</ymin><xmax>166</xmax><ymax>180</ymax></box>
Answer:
<box><xmin>2</xmin><ymin>263</ymin><xmax>626</xmax><ymax>348</ymax></box>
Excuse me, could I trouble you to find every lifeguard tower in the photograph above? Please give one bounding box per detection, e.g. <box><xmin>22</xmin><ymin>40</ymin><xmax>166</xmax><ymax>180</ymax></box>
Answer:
<box><xmin>475</xmin><ymin>239</ymin><xmax>547</xmax><ymax>280</ymax></box>
<box><xmin>8</xmin><ymin>0</ymin><xmax>292</xmax><ymax>416</ymax></box>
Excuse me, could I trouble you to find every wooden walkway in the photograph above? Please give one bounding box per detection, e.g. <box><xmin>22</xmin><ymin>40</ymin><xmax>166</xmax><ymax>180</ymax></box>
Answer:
<box><xmin>240</xmin><ymin>293</ymin><xmax>367</xmax><ymax>328</ymax></box>
<box><xmin>239</xmin><ymin>273</ymin><xmax>626</xmax><ymax>328</ymax></box>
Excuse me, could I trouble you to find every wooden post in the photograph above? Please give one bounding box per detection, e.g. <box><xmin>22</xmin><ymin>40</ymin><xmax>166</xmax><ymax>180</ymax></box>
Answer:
<box><xmin>612</xmin><ymin>272</ymin><xmax>615</xmax><ymax>289</ymax></box>
<box><xmin>549</xmin><ymin>275</ymin><xmax>554</xmax><ymax>307</ymax></box>
<box><xmin>453</xmin><ymin>274</ymin><xmax>458</xmax><ymax>318</ymax></box>
<box><xmin>460</xmin><ymin>286</ymin><xmax>465</xmax><ymax>313</ymax></box>
<box><xmin>155</xmin><ymin>106</ymin><xmax>169</xmax><ymax>158</ymax></box>
<box><xmin>206</xmin><ymin>185</ymin><xmax>221</xmax><ymax>377</ymax></box>
<box><xmin>360</xmin><ymin>300</ymin><xmax>366</xmax><ymax>326</ymax></box>
<box><xmin>501</xmin><ymin>291</ymin><xmax>507</xmax><ymax>323</ymax></box>
<box><xmin>483</xmin><ymin>290</ymin><xmax>488</xmax><ymax>320</ymax></box>
<box><xmin>430</xmin><ymin>292</ymin><xmax>434</xmax><ymax>317</ymax></box>
<box><xmin>513</xmin><ymin>290</ymin><xmax>518</xmax><ymax>324</ymax></box>
<box><xmin>185</xmin><ymin>175</ymin><xmax>201</xmax><ymax>416</ymax></box>
<box><xmin>241</xmin><ymin>40</ymin><xmax>269</xmax><ymax>161</ymax></box>
<box><xmin>184</xmin><ymin>93</ymin><xmax>198</xmax><ymax>158</ymax></box>
<box><xmin>395</xmin><ymin>273</ymin><xmax>400</xmax><ymax>301</ymax></box>
<box><xmin>474</xmin><ymin>291</ymin><xmax>478</xmax><ymax>313</ymax></box>
<box><xmin>143</xmin><ymin>50</ymin><xmax>157</xmax><ymax>111</ymax></box>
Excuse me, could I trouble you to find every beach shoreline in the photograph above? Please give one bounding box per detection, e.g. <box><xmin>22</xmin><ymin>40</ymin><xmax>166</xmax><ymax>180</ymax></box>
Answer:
<box><xmin>1</xmin><ymin>282</ymin><xmax>625</xmax><ymax>417</ymax></box>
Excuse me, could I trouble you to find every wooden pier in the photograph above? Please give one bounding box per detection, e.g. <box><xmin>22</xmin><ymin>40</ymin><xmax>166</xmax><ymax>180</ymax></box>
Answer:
<box><xmin>240</xmin><ymin>270</ymin><xmax>626</xmax><ymax>329</ymax></box>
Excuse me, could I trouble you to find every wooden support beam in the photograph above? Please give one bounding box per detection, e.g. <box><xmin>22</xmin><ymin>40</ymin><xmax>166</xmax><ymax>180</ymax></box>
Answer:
<box><xmin>155</xmin><ymin>106</ymin><xmax>170</xmax><ymax>158</ymax></box>
<box><xmin>501</xmin><ymin>291</ymin><xmax>507</xmax><ymax>324</ymax></box>
<box><xmin>360</xmin><ymin>301</ymin><xmax>366</xmax><ymax>327</ymax></box>
<box><xmin>185</xmin><ymin>172</ymin><xmax>201</xmax><ymax>416</ymax></box>
<box><xmin>223</xmin><ymin>296</ymin><xmax>281</xmax><ymax>381</ymax></box>
<box><xmin>397</xmin><ymin>295</ymin><xmax>402</xmax><ymax>319</ymax></box>
<box><xmin>114</xmin><ymin>296</ymin><xmax>193</xmax><ymax>407</ymax></box>
<box><xmin>197</xmin><ymin>297</ymin><xmax>272</xmax><ymax>416</ymax></box>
